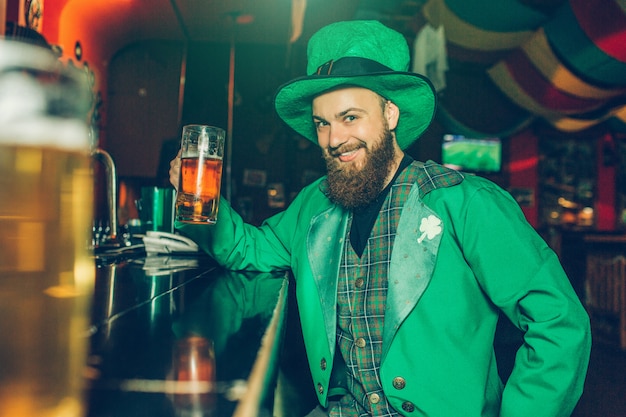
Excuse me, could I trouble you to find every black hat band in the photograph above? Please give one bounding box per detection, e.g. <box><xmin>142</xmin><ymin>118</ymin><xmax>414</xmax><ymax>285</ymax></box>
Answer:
<box><xmin>314</xmin><ymin>57</ymin><xmax>394</xmax><ymax>76</ymax></box>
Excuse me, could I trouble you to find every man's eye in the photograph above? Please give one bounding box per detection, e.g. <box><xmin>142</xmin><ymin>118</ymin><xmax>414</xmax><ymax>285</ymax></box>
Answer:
<box><xmin>345</xmin><ymin>115</ymin><xmax>357</xmax><ymax>122</ymax></box>
<box><xmin>314</xmin><ymin>120</ymin><xmax>328</xmax><ymax>129</ymax></box>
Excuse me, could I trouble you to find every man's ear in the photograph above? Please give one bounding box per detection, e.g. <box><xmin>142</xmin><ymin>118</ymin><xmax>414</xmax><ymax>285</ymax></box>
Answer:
<box><xmin>385</xmin><ymin>101</ymin><xmax>400</xmax><ymax>130</ymax></box>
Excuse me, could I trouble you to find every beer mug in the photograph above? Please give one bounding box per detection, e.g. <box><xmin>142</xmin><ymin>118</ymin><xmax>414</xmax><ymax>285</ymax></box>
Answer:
<box><xmin>175</xmin><ymin>125</ymin><xmax>225</xmax><ymax>224</ymax></box>
<box><xmin>0</xmin><ymin>40</ymin><xmax>93</xmax><ymax>416</ymax></box>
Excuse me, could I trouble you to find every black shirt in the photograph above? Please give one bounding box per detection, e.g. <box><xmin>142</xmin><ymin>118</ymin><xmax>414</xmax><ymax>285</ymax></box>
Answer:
<box><xmin>350</xmin><ymin>155</ymin><xmax>413</xmax><ymax>257</ymax></box>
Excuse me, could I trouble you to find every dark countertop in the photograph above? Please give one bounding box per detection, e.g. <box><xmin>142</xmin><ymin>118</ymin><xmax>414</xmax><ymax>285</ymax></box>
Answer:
<box><xmin>86</xmin><ymin>254</ymin><xmax>288</xmax><ymax>417</ymax></box>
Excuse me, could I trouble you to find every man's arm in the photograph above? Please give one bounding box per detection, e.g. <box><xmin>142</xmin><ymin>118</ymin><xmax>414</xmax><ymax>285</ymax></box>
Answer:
<box><xmin>458</xmin><ymin>180</ymin><xmax>591</xmax><ymax>417</ymax></box>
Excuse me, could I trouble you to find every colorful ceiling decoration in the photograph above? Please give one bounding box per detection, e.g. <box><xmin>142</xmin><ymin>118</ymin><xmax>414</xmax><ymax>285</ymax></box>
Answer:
<box><xmin>420</xmin><ymin>0</ymin><xmax>626</xmax><ymax>136</ymax></box>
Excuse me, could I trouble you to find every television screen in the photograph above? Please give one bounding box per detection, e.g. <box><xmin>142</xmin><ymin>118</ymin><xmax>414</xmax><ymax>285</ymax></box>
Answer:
<box><xmin>442</xmin><ymin>134</ymin><xmax>502</xmax><ymax>173</ymax></box>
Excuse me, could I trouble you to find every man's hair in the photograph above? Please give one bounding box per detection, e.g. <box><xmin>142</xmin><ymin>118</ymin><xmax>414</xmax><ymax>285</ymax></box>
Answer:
<box><xmin>378</xmin><ymin>95</ymin><xmax>389</xmax><ymax>112</ymax></box>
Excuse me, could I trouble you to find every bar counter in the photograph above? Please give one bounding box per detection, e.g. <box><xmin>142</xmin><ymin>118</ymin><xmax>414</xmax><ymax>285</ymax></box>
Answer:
<box><xmin>86</xmin><ymin>252</ymin><xmax>288</xmax><ymax>417</ymax></box>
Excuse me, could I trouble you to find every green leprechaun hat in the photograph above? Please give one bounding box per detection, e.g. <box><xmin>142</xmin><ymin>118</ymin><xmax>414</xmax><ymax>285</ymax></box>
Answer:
<box><xmin>274</xmin><ymin>20</ymin><xmax>437</xmax><ymax>150</ymax></box>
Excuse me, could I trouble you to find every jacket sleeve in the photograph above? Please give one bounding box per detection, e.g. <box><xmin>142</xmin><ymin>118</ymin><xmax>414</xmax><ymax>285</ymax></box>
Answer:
<box><xmin>455</xmin><ymin>179</ymin><xmax>591</xmax><ymax>417</ymax></box>
<box><xmin>175</xmin><ymin>181</ymin><xmax>319</xmax><ymax>272</ymax></box>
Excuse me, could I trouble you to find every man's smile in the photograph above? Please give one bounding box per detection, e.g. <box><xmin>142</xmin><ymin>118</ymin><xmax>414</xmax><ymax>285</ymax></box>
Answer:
<box><xmin>337</xmin><ymin>148</ymin><xmax>363</xmax><ymax>163</ymax></box>
<box><xmin>329</xmin><ymin>143</ymin><xmax>366</xmax><ymax>163</ymax></box>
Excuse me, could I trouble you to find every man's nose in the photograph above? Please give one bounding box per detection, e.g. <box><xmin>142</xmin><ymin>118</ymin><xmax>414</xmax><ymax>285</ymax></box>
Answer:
<box><xmin>328</xmin><ymin>124</ymin><xmax>349</xmax><ymax>150</ymax></box>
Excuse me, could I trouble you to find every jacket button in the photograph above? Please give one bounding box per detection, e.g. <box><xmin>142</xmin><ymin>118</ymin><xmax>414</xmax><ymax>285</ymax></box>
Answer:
<box><xmin>317</xmin><ymin>383</ymin><xmax>324</xmax><ymax>394</ymax></box>
<box><xmin>355</xmin><ymin>278</ymin><xmax>364</xmax><ymax>288</ymax></box>
<box><xmin>320</xmin><ymin>358</ymin><xmax>327</xmax><ymax>371</ymax></box>
<box><xmin>369</xmin><ymin>393</ymin><xmax>380</xmax><ymax>404</ymax></box>
<box><xmin>355</xmin><ymin>337</ymin><xmax>366</xmax><ymax>348</ymax></box>
<box><xmin>402</xmin><ymin>401</ymin><xmax>415</xmax><ymax>412</ymax></box>
<box><xmin>392</xmin><ymin>376</ymin><xmax>406</xmax><ymax>389</ymax></box>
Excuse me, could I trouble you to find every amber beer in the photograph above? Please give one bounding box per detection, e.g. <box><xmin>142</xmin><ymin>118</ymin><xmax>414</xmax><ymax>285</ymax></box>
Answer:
<box><xmin>169</xmin><ymin>336</ymin><xmax>216</xmax><ymax>413</ymax></box>
<box><xmin>0</xmin><ymin>40</ymin><xmax>93</xmax><ymax>417</ymax></box>
<box><xmin>0</xmin><ymin>142</ymin><xmax>94</xmax><ymax>417</ymax></box>
<box><xmin>177</xmin><ymin>156</ymin><xmax>223</xmax><ymax>222</ymax></box>
<box><xmin>175</xmin><ymin>125</ymin><xmax>225</xmax><ymax>224</ymax></box>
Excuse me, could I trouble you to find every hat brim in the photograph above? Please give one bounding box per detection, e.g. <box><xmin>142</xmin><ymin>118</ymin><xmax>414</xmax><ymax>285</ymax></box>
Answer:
<box><xmin>274</xmin><ymin>72</ymin><xmax>436</xmax><ymax>150</ymax></box>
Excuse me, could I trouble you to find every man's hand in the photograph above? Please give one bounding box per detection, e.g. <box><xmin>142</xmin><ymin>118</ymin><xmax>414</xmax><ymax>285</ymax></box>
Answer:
<box><xmin>169</xmin><ymin>149</ymin><xmax>182</xmax><ymax>191</ymax></box>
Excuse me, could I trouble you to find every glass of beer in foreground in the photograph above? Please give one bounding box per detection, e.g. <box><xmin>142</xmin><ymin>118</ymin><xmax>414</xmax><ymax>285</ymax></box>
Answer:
<box><xmin>175</xmin><ymin>125</ymin><xmax>225</xmax><ymax>224</ymax></box>
<box><xmin>0</xmin><ymin>40</ymin><xmax>93</xmax><ymax>416</ymax></box>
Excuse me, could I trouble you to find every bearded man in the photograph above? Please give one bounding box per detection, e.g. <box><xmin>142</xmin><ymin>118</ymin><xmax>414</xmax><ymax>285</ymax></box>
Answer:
<box><xmin>170</xmin><ymin>20</ymin><xmax>590</xmax><ymax>417</ymax></box>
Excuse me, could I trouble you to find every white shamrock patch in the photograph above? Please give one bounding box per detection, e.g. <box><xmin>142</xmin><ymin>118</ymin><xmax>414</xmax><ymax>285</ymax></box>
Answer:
<box><xmin>417</xmin><ymin>215</ymin><xmax>442</xmax><ymax>244</ymax></box>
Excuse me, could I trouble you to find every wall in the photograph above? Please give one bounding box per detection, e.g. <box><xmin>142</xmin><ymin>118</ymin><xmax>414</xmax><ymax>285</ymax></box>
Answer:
<box><xmin>508</xmin><ymin>129</ymin><xmax>539</xmax><ymax>227</ymax></box>
<box><xmin>106</xmin><ymin>40</ymin><xmax>182</xmax><ymax>180</ymax></box>
<box><xmin>104</xmin><ymin>38</ymin><xmax>317</xmax><ymax>225</ymax></box>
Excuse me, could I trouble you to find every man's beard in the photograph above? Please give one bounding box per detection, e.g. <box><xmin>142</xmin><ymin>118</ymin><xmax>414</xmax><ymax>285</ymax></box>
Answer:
<box><xmin>323</xmin><ymin>127</ymin><xmax>396</xmax><ymax>209</ymax></box>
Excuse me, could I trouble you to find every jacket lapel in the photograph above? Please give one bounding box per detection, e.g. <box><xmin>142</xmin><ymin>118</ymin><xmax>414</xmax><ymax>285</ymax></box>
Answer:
<box><xmin>383</xmin><ymin>185</ymin><xmax>443</xmax><ymax>356</ymax></box>
<box><xmin>307</xmin><ymin>204</ymin><xmax>349</xmax><ymax>353</ymax></box>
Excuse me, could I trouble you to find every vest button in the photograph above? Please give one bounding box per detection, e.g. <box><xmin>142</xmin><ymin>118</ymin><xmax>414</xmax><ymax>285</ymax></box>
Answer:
<box><xmin>320</xmin><ymin>358</ymin><xmax>327</xmax><ymax>371</ymax></box>
<box><xmin>355</xmin><ymin>337</ymin><xmax>366</xmax><ymax>348</ymax></box>
<box><xmin>402</xmin><ymin>401</ymin><xmax>415</xmax><ymax>412</ymax></box>
<box><xmin>355</xmin><ymin>278</ymin><xmax>364</xmax><ymax>288</ymax></box>
<box><xmin>317</xmin><ymin>383</ymin><xmax>324</xmax><ymax>394</ymax></box>
<box><xmin>369</xmin><ymin>393</ymin><xmax>380</xmax><ymax>404</ymax></box>
<box><xmin>392</xmin><ymin>376</ymin><xmax>406</xmax><ymax>389</ymax></box>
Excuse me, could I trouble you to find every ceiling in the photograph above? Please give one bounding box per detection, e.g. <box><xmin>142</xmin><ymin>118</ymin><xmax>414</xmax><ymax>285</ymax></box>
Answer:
<box><xmin>168</xmin><ymin>0</ymin><xmax>626</xmax><ymax>137</ymax></box>
<box><xmin>66</xmin><ymin>0</ymin><xmax>424</xmax><ymax>49</ymax></box>
<box><xmin>170</xmin><ymin>0</ymin><xmax>360</xmax><ymax>44</ymax></box>
<box><xmin>66</xmin><ymin>0</ymin><xmax>626</xmax><ymax>137</ymax></box>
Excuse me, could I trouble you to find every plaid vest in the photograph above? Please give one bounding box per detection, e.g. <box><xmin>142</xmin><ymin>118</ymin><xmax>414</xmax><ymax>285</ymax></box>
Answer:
<box><xmin>332</xmin><ymin>161</ymin><xmax>463</xmax><ymax>416</ymax></box>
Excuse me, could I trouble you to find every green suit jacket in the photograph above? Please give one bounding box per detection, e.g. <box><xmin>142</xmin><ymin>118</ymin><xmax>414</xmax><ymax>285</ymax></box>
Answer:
<box><xmin>178</xmin><ymin>161</ymin><xmax>591</xmax><ymax>417</ymax></box>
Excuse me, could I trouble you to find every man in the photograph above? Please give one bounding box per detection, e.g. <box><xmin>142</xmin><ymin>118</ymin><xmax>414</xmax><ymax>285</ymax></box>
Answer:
<box><xmin>170</xmin><ymin>20</ymin><xmax>591</xmax><ymax>417</ymax></box>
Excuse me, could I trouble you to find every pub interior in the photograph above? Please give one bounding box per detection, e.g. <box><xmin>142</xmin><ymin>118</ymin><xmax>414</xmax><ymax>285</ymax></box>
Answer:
<box><xmin>2</xmin><ymin>0</ymin><xmax>626</xmax><ymax>416</ymax></box>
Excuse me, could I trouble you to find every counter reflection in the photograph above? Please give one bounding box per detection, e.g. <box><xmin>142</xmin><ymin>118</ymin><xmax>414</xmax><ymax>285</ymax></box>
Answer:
<box><xmin>87</xmin><ymin>257</ymin><xmax>286</xmax><ymax>417</ymax></box>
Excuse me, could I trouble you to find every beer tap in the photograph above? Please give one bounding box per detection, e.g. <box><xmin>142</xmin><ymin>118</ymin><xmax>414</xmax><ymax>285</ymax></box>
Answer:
<box><xmin>92</xmin><ymin>148</ymin><xmax>119</xmax><ymax>246</ymax></box>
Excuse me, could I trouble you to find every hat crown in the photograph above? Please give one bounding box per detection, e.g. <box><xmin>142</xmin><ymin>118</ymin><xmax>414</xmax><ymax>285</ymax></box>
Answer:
<box><xmin>306</xmin><ymin>20</ymin><xmax>410</xmax><ymax>75</ymax></box>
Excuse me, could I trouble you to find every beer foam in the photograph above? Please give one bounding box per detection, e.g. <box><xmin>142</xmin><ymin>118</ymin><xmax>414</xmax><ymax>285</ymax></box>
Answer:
<box><xmin>0</xmin><ymin>117</ymin><xmax>91</xmax><ymax>151</ymax></box>
<box><xmin>0</xmin><ymin>39</ymin><xmax>58</xmax><ymax>71</ymax></box>
<box><xmin>0</xmin><ymin>41</ymin><xmax>91</xmax><ymax>152</ymax></box>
